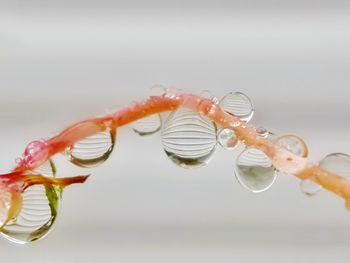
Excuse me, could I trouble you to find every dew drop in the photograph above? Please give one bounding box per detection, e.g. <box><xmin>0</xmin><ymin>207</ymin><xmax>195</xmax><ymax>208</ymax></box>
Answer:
<box><xmin>0</xmin><ymin>186</ymin><xmax>13</xmax><ymax>228</ymax></box>
<box><xmin>300</xmin><ymin>179</ymin><xmax>321</xmax><ymax>197</ymax></box>
<box><xmin>217</xmin><ymin>128</ymin><xmax>239</xmax><ymax>150</ymax></box>
<box><xmin>65</xmin><ymin>129</ymin><xmax>116</xmax><ymax>168</ymax></box>
<box><xmin>1</xmin><ymin>160</ymin><xmax>61</xmax><ymax>244</ymax></box>
<box><xmin>235</xmin><ymin>148</ymin><xmax>277</xmax><ymax>192</ymax></box>
<box><xmin>132</xmin><ymin>114</ymin><xmax>162</xmax><ymax>136</ymax></box>
<box><xmin>161</xmin><ymin>107</ymin><xmax>217</xmax><ymax>168</ymax></box>
<box><xmin>150</xmin><ymin>84</ymin><xmax>166</xmax><ymax>97</ymax></box>
<box><xmin>274</xmin><ymin>135</ymin><xmax>308</xmax><ymax>158</ymax></box>
<box><xmin>220</xmin><ymin>92</ymin><xmax>254</xmax><ymax>122</ymax></box>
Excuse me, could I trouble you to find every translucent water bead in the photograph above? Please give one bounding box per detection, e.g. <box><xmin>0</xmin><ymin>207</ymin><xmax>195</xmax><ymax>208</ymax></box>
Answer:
<box><xmin>217</xmin><ymin>128</ymin><xmax>239</xmax><ymax>150</ymax></box>
<box><xmin>65</xmin><ymin>128</ymin><xmax>116</xmax><ymax>168</ymax></box>
<box><xmin>274</xmin><ymin>134</ymin><xmax>308</xmax><ymax>158</ymax></box>
<box><xmin>132</xmin><ymin>114</ymin><xmax>162</xmax><ymax>136</ymax></box>
<box><xmin>1</xmin><ymin>160</ymin><xmax>61</xmax><ymax>244</ymax></box>
<box><xmin>235</xmin><ymin>148</ymin><xmax>277</xmax><ymax>192</ymax></box>
<box><xmin>161</xmin><ymin>107</ymin><xmax>217</xmax><ymax>168</ymax></box>
<box><xmin>220</xmin><ymin>92</ymin><xmax>254</xmax><ymax>122</ymax></box>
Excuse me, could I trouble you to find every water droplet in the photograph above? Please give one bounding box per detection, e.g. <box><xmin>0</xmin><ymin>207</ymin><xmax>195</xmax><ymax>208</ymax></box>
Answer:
<box><xmin>256</xmin><ymin>127</ymin><xmax>269</xmax><ymax>138</ymax></box>
<box><xmin>1</xmin><ymin>160</ymin><xmax>61</xmax><ymax>244</ymax></box>
<box><xmin>220</xmin><ymin>92</ymin><xmax>254</xmax><ymax>122</ymax></box>
<box><xmin>161</xmin><ymin>107</ymin><xmax>217</xmax><ymax>168</ymax></box>
<box><xmin>274</xmin><ymin>135</ymin><xmax>308</xmax><ymax>158</ymax></box>
<box><xmin>132</xmin><ymin>114</ymin><xmax>162</xmax><ymax>136</ymax></box>
<box><xmin>319</xmin><ymin>153</ymin><xmax>350</xmax><ymax>178</ymax></box>
<box><xmin>22</xmin><ymin>140</ymin><xmax>49</xmax><ymax>167</ymax></box>
<box><xmin>300</xmin><ymin>179</ymin><xmax>321</xmax><ymax>197</ymax></box>
<box><xmin>217</xmin><ymin>128</ymin><xmax>239</xmax><ymax>150</ymax></box>
<box><xmin>65</xmin><ymin>129</ymin><xmax>116</xmax><ymax>168</ymax></box>
<box><xmin>235</xmin><ymin>148</ymin><xmax>277</xmax><ymax>192</ymax></box>
<box><xmin>150</xmin><ymin>85</ymin><xmax>166</xmax><ymax>97</ymax></box>
<box><xmin>199</xmin><ymin>90</ymin><xmax>214</xmax><ymax>99</ymax></box>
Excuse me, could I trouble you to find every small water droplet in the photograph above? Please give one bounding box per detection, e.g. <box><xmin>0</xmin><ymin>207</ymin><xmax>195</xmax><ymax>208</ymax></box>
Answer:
<box><xmin>65</xmin><ymin>129</ymin><xmax>116</xmax><ymax>168</ymax></box>
<box><xmin>274</xmin><ymin>135</ymin><xmax>308</xmax><ymax>158</ymax></box>
<box><xmin>217</xmin><ymin>128</ymin><xmax>239</xmax><ymax>150</ymax></box>
<box><xmin>300</xmin><ymin>179</ymin><xmax>321</xmax><ymax>197</ymax></box>
<box><xmin>235</xmin><ymin>148</ymin><xmax>277</xmax><ymax>192</ymax></box>
<box><xmin>132</xmin><ymin>114</ymin><xmax>162</xmax><ymax>136</ymax></box>
<box><xmin>220</xmin><ymin>92</ymin><xmax>254</xmax><ymax>122</ymax></box>
<box><xmin>161</xmin><ymin>107</ymin><xmax>217</xmax><ymax>168</ymax></box>
<box><xmin>256</xmin><ymin>127</ymin><xmax>269</xmax><ymax>138</ymax></box>
<box><xmin>150</xmin><ymin>84</ymin><xmax>166</xmax><ymax>97</ymax></box>
<box><xmin>22</xmin><ymin>140</ymin><xmax>49</xmax><ymax>167</ymax></box>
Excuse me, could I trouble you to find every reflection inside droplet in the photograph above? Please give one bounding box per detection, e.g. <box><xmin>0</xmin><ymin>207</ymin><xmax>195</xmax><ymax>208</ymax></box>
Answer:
<box><xmin>65</xmin><ymin>129</ymin><xmax>116</xmax><ymax>168</ymax></box>
<box><xmin>217</xmin><ymin>128</ymin><xmax>239</xmax><ymax>150</ymax></box>
<box><xmin>235</xmin><ymin>148</ymin><xmax>277</xmax><ymax>192</ymax></box>
<box><xmin>161</xmin><ymin>107</ymin><xmax>217</xmax><ymax>168</ymax></box>
<box><xmin>220</xmin><ymin>92</ymin><xmax>254</xmax><ymax>122</ymax></box>
<box><xmin>132</xmin><ymin>114</ymin><xmax>162</xmax><ymax>136</ymax></box>
<box><xmin>274</xmin><ymin>134</ymin><xmax>308</xmax><ymax>158</ymax></box>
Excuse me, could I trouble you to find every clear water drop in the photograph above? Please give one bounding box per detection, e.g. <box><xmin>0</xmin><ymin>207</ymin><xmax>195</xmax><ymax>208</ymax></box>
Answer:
<box><xmin>217</xmin><ymin>128</ymin><xmax>239</xmax><ymax>150</ymax></box>
<box><xmin>274</xmin><ymin>134</ymin><xmax>308</xmax><ymax>158</ymax></box>
<box><xmin>132</xmin><ymin>114</ymin><xmax>162</xmax><ymax>136</ymax></box>
<box><xmin>235</xmin><ymin>148</ymin><xmax>277</xmax><ymax>192</ymax></box>
<box><xmin>65</xmin><ymin>129</ymin><xmax>116</xmax><ymax>168</ymax></box>
<box><xmin>220</xmin><ymin>92</ymin><xmax>254</xmax><ymax>122</ymax></box>
<box><xmin>150</xmin><ymin>84</ymin><xmax>166</xmax><ymax>97</ymax></box>
<box><xmin>161</xmin><ymin>107</ymin><xmax>217</xmax><ymax>168</ymax></box>
<box><xmin>1</xmin><ymin>160</ymin><xmax>61</xmax><ymax>244</ymax></box>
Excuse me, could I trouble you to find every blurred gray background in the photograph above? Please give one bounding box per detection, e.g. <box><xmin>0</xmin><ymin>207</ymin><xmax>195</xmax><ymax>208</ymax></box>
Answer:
<box><xmin>1</xmin><ymin>1</ymin><xmax>350</xmax><ymax>262</ymax></box>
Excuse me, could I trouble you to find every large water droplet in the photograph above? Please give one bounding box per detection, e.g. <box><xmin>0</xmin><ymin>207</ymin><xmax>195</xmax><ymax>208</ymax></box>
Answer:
<box><xmin>161</xmin><ymin>107</ymin><xmax>217</xmax><ymax>168</ymax></box>
<box><xmin>274</xmin><ymin>135</ymin><xmax>308</xmax><ymax>158</ymax></box>
<box><xmin>235</xmin><ymin>148</ymin><xmax>277</xmax><ymax>192</ymax></box>
<box><xmin>1</xmin><ymin>160</ymin><xmax>61</xmax><ymax>244</ymax></box>
<box><xmin>132</xmin><ymin>114</ymin><xmax>162</xmax><ymax>136</ymax></box>
<box><xmin>220</xmin><ymin>92</ymin><xmax>254</xmax><ymax>122</ymax></box>
<box><xmin>217</xmin><ymin>128</ymin><xmax>239</xmax><ymax>150</ymax></box>
<box><xmin>65</xmin><ymin>129</ymin><xmax>116</xmax><ymax>168</ymax></box>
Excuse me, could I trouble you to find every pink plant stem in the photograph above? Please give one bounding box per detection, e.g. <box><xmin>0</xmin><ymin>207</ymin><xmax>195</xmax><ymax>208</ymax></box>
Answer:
<box><xmin>12</xmin><ymin>92</ymin><xmax>350</xmax><ymax>210</ymax></box>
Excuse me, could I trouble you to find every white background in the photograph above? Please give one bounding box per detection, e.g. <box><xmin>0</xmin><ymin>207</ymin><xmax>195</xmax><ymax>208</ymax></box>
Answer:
<box><xmin>1</xmin><ymin>1</ymin><xmax>350</xmax><ymax>262</ymax></box>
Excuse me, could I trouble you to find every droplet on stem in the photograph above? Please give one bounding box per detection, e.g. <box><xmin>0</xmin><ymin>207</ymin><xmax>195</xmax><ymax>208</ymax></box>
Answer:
<box><xmin>235</xmin><ymin>148</ymin><xmax>277</xmax><ymax>192</ymax></box>
<box><xmin>1</xmin><ymin>160</ymin><xmax>61</xmax><ymax>244</ymax></box>
<box><xmin>217</xmin><ymin>128</ymin><xmax>239</xmax><ymax>150</ymax></box>
<box><xmin>65</xmin><ymin>129</ymin><xmax>116</xmax><ymax>168</ymax></box>
<box><xmin>161</xmin><ymin>107</ymin><xmax>217</xmax><ymax>168</ymax></box>
<box><xmin>132</xmin><ymin>114</ymin><xmax>162</xmax><ymax>136</ymax></box>
<box><xmin>220</xmin><ymin>92</ymin><xmax>254</xmax><ymax>122</ymax></box>
<box><xmin>274</xmin><ymin>134</ymin><xmax>308</xmax><ymax>158</ymax></box>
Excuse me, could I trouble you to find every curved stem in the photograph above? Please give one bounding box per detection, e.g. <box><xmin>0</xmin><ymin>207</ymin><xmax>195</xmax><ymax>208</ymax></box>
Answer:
<box><xmin>10</xmin><ymin>92</ymin><xmax>350</xmax><ymax>210</ymax></box>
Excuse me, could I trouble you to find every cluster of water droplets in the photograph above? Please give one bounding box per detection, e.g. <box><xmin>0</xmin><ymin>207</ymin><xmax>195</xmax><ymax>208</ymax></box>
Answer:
<box><xmin>4</xmin><ymin>87</ymin><xmax>348</xmax><ymax>244</ymax></box>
